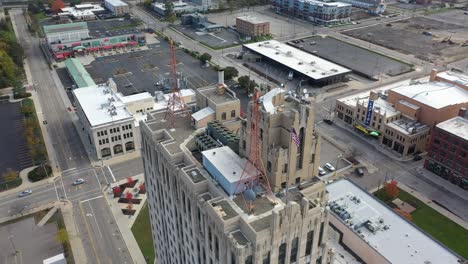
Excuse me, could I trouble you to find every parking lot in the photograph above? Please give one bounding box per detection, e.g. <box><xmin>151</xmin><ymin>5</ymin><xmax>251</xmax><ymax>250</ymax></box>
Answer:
<box><xmin>174</xmin><ymin>25</ymin><xmax>241</xmax><ymax>49</ymax></box>
<box><xmin>206</xmin><ymin>9</ymin><xmax>313</xmax><ymax>39</ymax></box>
<box><xmin>0</xmin><ymin>216</ymin><xmax>63</xmax><ymax>264</ymax></box>
<box><xmin>0</xmin><ymin>101</ymin><xmax>32</xmax><ymax>179</ymax></box>
<box><xmin>84</xmin><ymin>43</ymin><xmax>218</xmax><ymax>96</ymax></box>
<box><xmin>344</xmin><ymin>10</ymin><xmax>468</xmax><ymax>64</ymax></box>
<box><xmin>319</xmin><ymin>137</ymin><xmax>350</xmax><ymax>177</ymax></box>
<box><xmin>289</xmin><ymin>36</ymin><xmax>413</xmax><ymax>78</ymax></box>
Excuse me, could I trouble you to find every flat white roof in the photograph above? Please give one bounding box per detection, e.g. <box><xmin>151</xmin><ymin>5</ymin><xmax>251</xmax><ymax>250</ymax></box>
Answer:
<box><xmin>43</xmin><ymin>253</ymin><xmax>66</xmax><ymax>264</ymax></box>
<box><xmin>73</xmin><ymin>84</ymin><xmax>133</xmax><ymax>127</ymax></box>
<box><xmin>327</xmin><ymin>180</ymin><xmax>462</xmax><ymax>264</ymax></box>
<box><xmin>244</xmin><ymin>40</ymin><xmax>351</xmax><ymax>81</ymax></box>
<box><xmin>437</xmin><ymin>70</ymin><xmax>468</xmax><ymax>87</ymax></box>
<box><xmin>60</xmin><ymin>5</ymin><xmax>104</xmax><ymax>17</ymax></box>
<box><xmin>202</xmin><ymin>146</ymin><xmax>253</xmax><ymax>184</ymax></box>
<box><xmin>105</xmin><ymin>0</ymin><xmax>128</xmax><ymax>7</ymax></box>
<box><xmin>236</xmin><ymin>15</ymin><xmax>268</xmax><ymax>24</ymax></box>
<box><xmin>436</xmin><ymin>116</ymin><xmax>468</xmax><ymax>141</ymax></box>
<box><xmin>391</xmin><ymin>81</ymin><xmax>468</xmax><ymax>109</ymax></box>
<box><xmin>261</xmin><ymin>88</ymin><xmax>285</xmax><ymax>114</ymax></box>
<box><xmin>303</xmin><ymin>0</ymin><xmax>351</xmax><ymax>7</ymax></box>
<box><xmin>118</xmin><ymin>91</ymin><xmax>152</xmax><ymax>104</ymax></box>
<box><xmin>192</xmin><ymin>106</ymin><xmax>215</xmax><ymax>121</ymax></box>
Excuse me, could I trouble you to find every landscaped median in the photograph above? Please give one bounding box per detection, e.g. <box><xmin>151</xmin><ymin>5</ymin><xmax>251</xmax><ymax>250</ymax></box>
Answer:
<box><xmin>21</xmin><ymin>98</ymin><xmax>48</xmax><ymax>166</ymax></box>
<box><xmin>131</xmin><ymin>202</ymin><xmax>155</xmax><ymax>264</ymax></box>
<box><xmin>374</xmin><ymin>183</ymin><xmax>468</xmax><ymax>259</ymax></box>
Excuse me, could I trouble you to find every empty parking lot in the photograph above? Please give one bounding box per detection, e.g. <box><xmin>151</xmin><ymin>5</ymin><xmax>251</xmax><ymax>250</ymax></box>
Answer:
<box><xmin>0</xmin><ymin>101</ymin><xmax>32</xmax><ymax>179</ymax></box>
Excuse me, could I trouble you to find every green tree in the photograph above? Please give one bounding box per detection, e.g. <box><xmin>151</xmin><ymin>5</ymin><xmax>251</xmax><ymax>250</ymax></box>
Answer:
<box><xmin>223</xmin><ymin>66</ymin><xmax>238</xmax><ymax>80</ymax></box>
<box><xmin>164</xmin><ymin>0</ymin><xmax>176</xmax><ymax>23</ymax></box>
<box><xmin>69</xmin><ymin>0</ymin><xmax>82</xmax><ymax>7</ymax></box>
<box><xmin>55</xmin><ymin>228</ymin><xmax>69</xmax><ymax>243</ymax></box>
<box><xmin>144</xmin><ymin>0</ymin><xmax>152</xmax><ymax>8</ymax></box>
<box><xmin>199</xmin><ymin>52</ymin><xmax>212</xmax><ymax>63</ymax></box>
<box><xmin>0</xmin><ymin>50</ymin><xmax>21</xmax><ymax>88</ymax></box>
<box><xmin>238</xmin><ymin>75</ymin><xmax>257</xmax><ymax>94</ymax></box>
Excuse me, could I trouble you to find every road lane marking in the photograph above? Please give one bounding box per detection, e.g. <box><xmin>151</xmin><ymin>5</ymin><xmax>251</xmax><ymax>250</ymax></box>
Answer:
<box><xmin>79</xmin><ymin>195</ymin><xmax>103</xmax><ymax>204</ymax></box>
<box><xmin>62</xmin><ymin>167</ymin><xmax>77</xmax><ymax>173</ymax></box>
<box><xmin>60</xmin><ymin>178</ymin><xmax>68</xmax><ymax>199</ymax></box>
<box><xmin>107</xmin><ymin>166</ymin><xmax>116</xmax><ymax>182</ymax></box>
<box><xmin>100</xmin><ymin>166</ymin><xmax>109</xmax><ymax>185</ymax></box>
<box><xmin>88</xmin><ymin>201</ymin><xmax>103</xmax><ymax>238</ymax></box>
<box><xmin>68</xmin><ymin>188</ymin><xmax>101</xmax><ymax>200</ymax></box>
<box><xmin>93</xmin><ymin>169</ymin><xmax>102</xmax><ymax>189</ymax></box>
<box><xmin>53</xmin><ymin>181</ymin><xmax>60</xmax><ymax>200</ymax></box>
<box><xmin>78</xmin><ymin>202</ymin><xmax>101</xmax><ymax>264</ymax></box>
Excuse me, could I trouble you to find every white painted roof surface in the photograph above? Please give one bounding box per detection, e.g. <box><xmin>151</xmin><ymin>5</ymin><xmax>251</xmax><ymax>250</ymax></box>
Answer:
<box><xmin>192</xmin><ymin>106</ymin><xmax>215</xmax><ymax>121</ymax></box>
<box><xmin>73</xmin><ymin>84</ymin><xmax>133</xmax><ymax>127</ymax></box>
<box><xmin>43</xmin><ymin>253</ymin><xmax>66</xmax><ymax>264</ymax></box>
<box><xmin>244</xmin><ymin>40</ymin><xmax>351</xmax><ymax>81</ymax></box>
<box><xmin>202</xmin><ymin>146</ymin><xmax>253</xmax><ymax>184</ymax></box>
<box><xmin>391</xmin><ymin>81</ymin><xmax>468</xmax><ymax>109</ymax></box>
<box><xmin>260</xmin><ymin>88</ymin><xmax>285</xmax><ymax>114</ymax></box>
<box><xmin>60</xmin><ymin>5</ymin><xmax>104</xmax><ymax>17</ymax></box>
<box><xmin>327</xmin><ymin>180</ymin><xmax>462</xmax><ymax>264</ymax></box>
<box><xmin>118</xmin><ymin>92</ymin><xmax>152</xmax><ymax>104</ymax></box>
<box><xmin>436</xmin><ymin>116</ymin><xmax>468</xmax><ymax>141</ymax></box>
<box><xmin>105</xmin><ymin>0</ymin><xmax>128</xmax><ymax>7</ymax></box>
<box><xmin>303</xmin><ymin>0</ymin><xmax>351</xmax><ymax>7</ymax></box>
<box><xmin>437</xmin><ymin>71</ymin><xmax>468</xmax><ymax>87</ymax></box>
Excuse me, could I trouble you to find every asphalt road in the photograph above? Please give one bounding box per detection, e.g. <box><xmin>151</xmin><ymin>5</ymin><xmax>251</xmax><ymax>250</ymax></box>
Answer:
<box><xmin>9</xmin><ymin>9</ymin><xmax>133</xmax><ymax>263</ymax></box>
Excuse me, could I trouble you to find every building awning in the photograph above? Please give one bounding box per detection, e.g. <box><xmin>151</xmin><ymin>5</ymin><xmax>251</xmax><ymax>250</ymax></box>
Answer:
<box><xmin>88</xmin><ymin>47</ymin><xmax>99</xmax><ymax>52</ymax></box>
<box><xmin>55</xmin><ymin>53</ymin><xmax>64</xmax><ymax>59</ymax></box>
<box><xmin>129</xmin><ymin>41</ymin><xmax>138</xmax><ymax>46</ymax></box>
<box><xmin>102</xmin><ymin>45</ymin><xmax>113</xmax><ymax>49</ymax></box>
<box><xmin>57</xmin><ymin>44</ymin><xmax>63</xmax><ymax>49</ymax></box>
<box><xmin>72</xmin><ymin>42</ymin><xmax>82</xmax><ymax>47</ymax></box>
<box><xmin>73</xmin><ymin>46</ymin><xmax>86</xmax><ymax>51</ymax></box>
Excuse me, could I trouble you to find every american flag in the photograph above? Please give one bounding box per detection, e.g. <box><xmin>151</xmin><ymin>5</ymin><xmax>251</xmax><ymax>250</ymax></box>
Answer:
<box><xmin>291</xmin><ymin>128</ymin><xmax>300</xmax><ymax>147</ymax></box>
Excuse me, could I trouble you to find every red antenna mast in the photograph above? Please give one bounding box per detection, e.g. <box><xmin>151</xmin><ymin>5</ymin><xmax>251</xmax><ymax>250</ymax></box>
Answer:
<box><xmin>234</xmin><ymin>90</ymin><xmax>273</xmax><ymax>214</ymax></box>
<box><xmin>165</xmin><ymin>38</ymin><xmax>188</xmax><ymax>129</ymax></box>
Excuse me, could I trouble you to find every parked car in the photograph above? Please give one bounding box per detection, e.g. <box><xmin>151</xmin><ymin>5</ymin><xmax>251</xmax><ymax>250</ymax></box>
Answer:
<box><xmin>18</xmin><ymin>189</ymin><xmax>32</xmax><ymax>197</ymax></box>
<box><xmin>72</xmin><ymin>178</ymin><xmax>85</xmax><ymax>186</ymax></box>
<box><xmin>325</xmin><ymin>163</ymin><xmax>336</xmax><ymax>171</ymax></box>
<box><xmin>355</xmin><ymin>168</ymin><xmax>364</xmax><ymax>177</ymax></box>
<box><xmin>413</xmin><ymin>155</ymin><xmax>422</xmax><ymax>161</ymax></box>
<box><xmin>318</xmin><ymin>167</ymin><xmax>326</xmax><ymax>176</ymax></box>
<box><xmin>323</xmin><ymin>119</ymin><xmax>333</xmax><ymax>125</ymax></box>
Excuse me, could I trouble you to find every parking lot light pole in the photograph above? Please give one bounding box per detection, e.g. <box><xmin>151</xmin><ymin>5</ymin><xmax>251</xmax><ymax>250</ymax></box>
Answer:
<box><xmin>334</xmin><ymin>153</ymin><xmax>343</xmax><ymax>179</ymax></box>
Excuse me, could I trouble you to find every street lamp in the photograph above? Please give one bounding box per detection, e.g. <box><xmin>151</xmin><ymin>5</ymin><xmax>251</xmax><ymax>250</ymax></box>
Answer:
<box><xmin>334</xmin><ymin>153</ymin><xmax>343</xmax><ymax>179</ymax></box>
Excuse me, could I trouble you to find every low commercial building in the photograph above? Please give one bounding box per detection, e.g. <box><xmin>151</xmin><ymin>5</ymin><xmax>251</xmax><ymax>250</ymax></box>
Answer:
<box><xmin>335</xmin><ymin>71</ymin><xmax>468</xmax><ymax>159</ymax></box>
<box><xmin>235</xmin><ymin>16</ymin><xmax>270</xmax><ymax>37</ymax></box>
<box><xmin>152</xmin><ymin>1</ymin><xmax>199</xmax><ymax>16</ymax></box>
<box><xmin>243</xmin><ymin>40</ymin><xmax>351</xmax><ymax>85</ymax></box>
<box><xmin>181</xmin><ymin>13</ymin><xmax>223</xmax><ymax>32</ymax></box>
<box><xmin>43</xmin><ymin>21</ymin><xmax>146</xmax><ymax>60</ymax></box>
<box><xmin>104</xmin><ymin>0</ymin><xmax>129</xmax><ymax>16</ymax></box>
<box><xmin>425</xmin><ymin>110</ymin><xmax>468</xmax><ymax>190</ymax></box>
<box><xmin>327</xmin><ymin>179</ymin><xmax>464</xmax><ymax>264</ymax></box>
<box><xmin>64</xmin><ymin>58</ymin><xmax>96</xmax><ymax>88</ymax></box>
<box><xmin>334</xmin><ymin>0</ymin><xmax>386</xmax><ymax>14</ymax></box>
<box><xmin>58</xmin><ymin>4</ymin><xmax>105</xmax><ymax>20</ymax></box>
<box><xmin>272</xmin><ymin>0</ymin><xmax>352</xmax><ymax>26</ymax></box>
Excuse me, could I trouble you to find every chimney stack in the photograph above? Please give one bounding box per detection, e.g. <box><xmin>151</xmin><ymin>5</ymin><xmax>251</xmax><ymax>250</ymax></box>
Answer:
<box><xmin>218</xmin><ymin>70</ymin><xmax>224</xmax><ymax>85</ymax></box>
<box><xmin>429</xmin><ymin>69</ymin><xmax>438</xmax><ymax>82</ymax></box>
<box><xmin>458</xmin><ymin>107</ymin><xmax>468</xmax><ymax>119</ymax></box>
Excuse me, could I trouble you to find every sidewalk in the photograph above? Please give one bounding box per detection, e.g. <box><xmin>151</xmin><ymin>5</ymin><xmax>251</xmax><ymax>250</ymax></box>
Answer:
<box><xmin>60</xmin><ymin>201</ymin><xmax>87</xmax><ymax>264</ymax></box>
<box><xmin>415</xmin><ymin>166</ymin><xmax>468</xmax><ymax>202</ymax></box>
<box><xmin>103</xmin><ymin>188</ymin><xmax>146</xmax><ymax>264</ymax></box>
<box><xmin>370</xmin><ymin>182</ymin><xmax>468</xmax><ymax>230</ymax></box>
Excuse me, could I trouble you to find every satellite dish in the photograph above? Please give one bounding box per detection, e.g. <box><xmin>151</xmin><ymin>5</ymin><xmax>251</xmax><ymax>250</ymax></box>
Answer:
<box><xmin>245</xmin><ymin>189</ymin><xmax>256</xmax><ymax>201</ymax></box>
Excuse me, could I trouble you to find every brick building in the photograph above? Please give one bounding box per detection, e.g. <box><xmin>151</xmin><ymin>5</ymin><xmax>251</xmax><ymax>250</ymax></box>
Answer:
<box><xmin>235</xmin><ymin>16</ymin><xmax>270</xmax><ymax>37</ymax></box>
<box><xmin>424</xmin><ymin>109</ymin><xmax>468</xmax><ymax>190</ymax></box>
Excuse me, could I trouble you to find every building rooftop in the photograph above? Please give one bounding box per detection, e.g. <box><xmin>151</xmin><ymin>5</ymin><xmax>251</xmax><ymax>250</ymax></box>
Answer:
<box><xmin>64</xmin><ymin>58</ymin><xmax>96</xmax><ymax>88</ymax></box>
<box><xmin>236</xmin><ymin>15</ymin><xmax>269</xmax><ymax>24</ymax></box>
<box><xmin>202</xmin><ymin>146</ymin><xmax>253</xmax><ymax>184</ymax></box>
<box><xmin>59</xmin><ymin>5</ymin><xmax>104</xmax><ymax>18</ymax></box>
<box><xmin>244</xmin><ymin>40</ymin><xmax>351</xmax><ymax>81</ymax></box>
<box><xmin>437</xmin><ymin>71</ymin><xmax>468</xmax><ymax>87</ymax></box>
<box><xmin>105</xmin><ymin>0</ymin><xmax>128</xmax><ymax>7</ymax></box>
<box><xmin>387</xmin><ymin>117</ymin><xmax>429</xmax><ymax>136</ymax></box>
<box><xmin>87</xmin><ymin>20</ymin><xmax>143</xmax><ymax>38</ymax></box>
<box><xmin>199</xmin><ymin>86</ymin><xmax>239</xmax><ymax>104</ymax></box>
<box><xmin>391</xmin><ymin>81</ymin><xmax>468</xmax><ymax>109</ymax></box>
<box><xmin>436</xmin><ymin>116</ymin><xmax>468</xmax><ymax>141</ymax></box>
<box><xmin>192</xmin><ymin>106</ymin><xmax>215</xmax><ymax>121</ymax></box>
<box><xmin>73</xmin><ymin>84</ymin><xmax>133</xmax><ymax>127</ymax></box>
<box><xmin>43</xmin><ymin>22</ymin><xmax>88</xmax><ymax>35</ymax></box>
<box><xmin>327</xmin><ymin>180</ymin><xmax>463</xmax><ymax>264</ymax></box>
<box><xmin>303</xmin><ymin>0</ymin><xmax>351</xmax><ymax>7</ymax></box>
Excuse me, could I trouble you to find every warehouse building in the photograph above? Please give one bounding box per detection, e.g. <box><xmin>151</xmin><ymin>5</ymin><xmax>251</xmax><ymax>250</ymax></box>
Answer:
<box><xmin>272</xmin><ymin>0</ymin><xmax>352</xmax><ymax>26</ymax></box>
<box><xmin>243</xmin><ymin>40</ymin><xmax>351</xmax><ymax>85</ymax></box>
<box><xmin>104</xmin><ymin>0</ymin><xmax>129</xmax><ymax>16</ymax></box>
<box><xmin>43</xmin><ymin>21</ymin><xmax>146</xmax><ymax>60</ymax></box>
<box><xmin>327</xmin><ymin>179</ymin><xmax>464</xmax><ymax>264</ymax></box>
<box><xmin>235</xmin><ymin>16</ymin><xmax>270</xmax><ymax>37</ymax></box>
